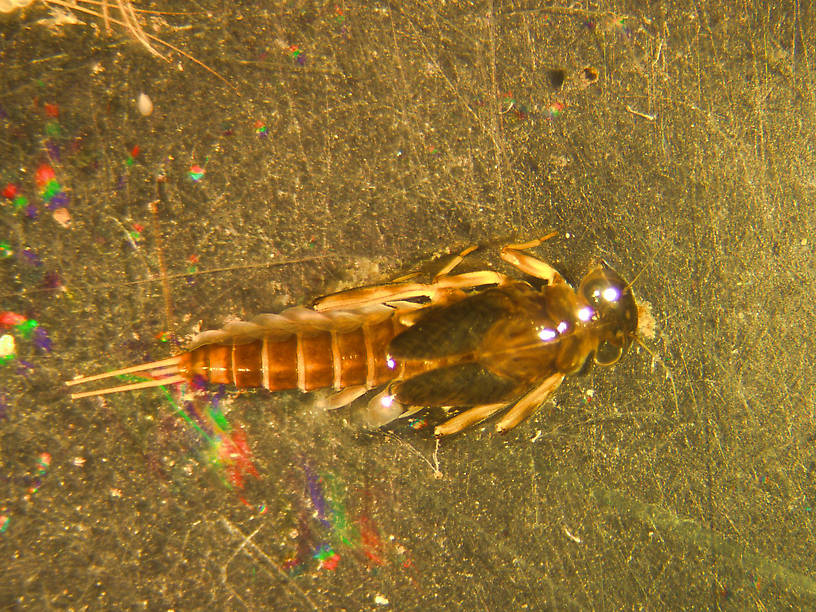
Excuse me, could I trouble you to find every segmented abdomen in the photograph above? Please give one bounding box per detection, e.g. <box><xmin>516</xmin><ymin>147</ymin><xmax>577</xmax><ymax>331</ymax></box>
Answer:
<box><xmin>176</xmin><ymin>306</ymin><xmax>407</xmax><ymax>392</ymax></box>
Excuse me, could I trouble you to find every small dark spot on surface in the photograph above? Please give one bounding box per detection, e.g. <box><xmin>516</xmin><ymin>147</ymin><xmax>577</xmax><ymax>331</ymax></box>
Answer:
<box><xmin>580</xmin><ymin>66</ymin><xmax>599</xmax><ymax>87</ymax></box>
<box><xmin>771</xmin><ymin>242</ymin><xmax>780</xmax><ymax>256</ymax></box>
<box><xmin>546</xmin><ymin>68</ymin><xmax>567</xmax><ymax>90</ymax></box>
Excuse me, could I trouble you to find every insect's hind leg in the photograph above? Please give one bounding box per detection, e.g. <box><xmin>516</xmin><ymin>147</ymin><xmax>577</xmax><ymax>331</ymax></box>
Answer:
<box><xmin>500</xmin><ymin>231</ymin><xmax>565</xmax><ymax>285</ymax></box>
<box><xmin>313</xmin><ymin>245</ymin><xmax>507</xmax><ymax>312</ymax></box>
<box><xmin>434</xmin><ymin>402</ymin><xmax>507</xmax><ymax>437</ymax></box>
<box><xmin>316</xmin><ymin>385</ymin><xmax>369</xmax><ymax>410</ymax></box>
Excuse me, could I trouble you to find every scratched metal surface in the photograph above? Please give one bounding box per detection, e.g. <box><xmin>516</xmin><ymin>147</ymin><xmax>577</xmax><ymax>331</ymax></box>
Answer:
<box><xmin>1</xmin><ymin>1</ymin><xmax>815</xmax><ymax>609</ymax></box>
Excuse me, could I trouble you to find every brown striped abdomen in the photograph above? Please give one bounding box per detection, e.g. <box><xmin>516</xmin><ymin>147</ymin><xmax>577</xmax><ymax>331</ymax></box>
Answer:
<box><xmin>177</xmin><ymin>315</ymin><xmax>407</xmax><ymax>392</ymax></box>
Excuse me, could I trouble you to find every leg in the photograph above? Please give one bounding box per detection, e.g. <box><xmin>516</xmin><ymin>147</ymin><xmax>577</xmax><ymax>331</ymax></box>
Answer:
<box><xmin>390</xmin><ymin>244</ymin><xmax>479</xmax><ymax>283</ymax></box>
<box><xmin>433</xmin><ymin>245</ymin><xmax>479</xmax><ymax>281</ymax></box>
<box><xmin>313</xmin><ymin>243</ymin><xmax>508</xmax><ymax>312</ymax></box>
<box><xmin>500</xmin><ymin>231</ymin><xmax>565</xmax><ymax>284</ymax></box>
<box><xmin>434</xmin><ymin>402</ymin><xmax>507</xmax><ymax>437</ymax></box>
<box><xmin>316</xmin><ymin>385</ymin><xmax>368</xmax><ymax>410</ymax></box>
<box><xmin>314</xmin><ymin>236</ymin><xmax>563</xmax><ymax>312</ymax></box>
<box><xmin>495</xmin><ymin>372</ymin><xmax>564</xmax><ymax>434</ymax></box>
<box><xmin>313</xmin><ymin>270</ymin><xmax>507</xmax><ymax>311</ymax></box>
<box><xmin>313</xmin><ymin>245</ymin><xmax>485</xmax><ymax>312</ymax></box>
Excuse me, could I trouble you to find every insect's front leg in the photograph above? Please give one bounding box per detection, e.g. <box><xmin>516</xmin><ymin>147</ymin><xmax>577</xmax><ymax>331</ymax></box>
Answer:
<box><xmin>500</xmin><ymin>232</ymin><xmax>566</xmax><ymax>285</ymax></box>
<box><xmin>495</xmin><ymin>372</ymin><xmax>564</xmax><ymax>434</ymax></box>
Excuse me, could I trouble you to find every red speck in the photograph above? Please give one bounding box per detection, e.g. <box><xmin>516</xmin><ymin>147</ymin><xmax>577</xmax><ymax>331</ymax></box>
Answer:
<box><xmin>188</xmin><ymin>254</ymin><xmax>199</xmax><ymax>264</ymax></box>
<box><xmin>222</xmin><ymin>427</ymin><xmax>259</xmax><ymax>489</ymax></box>
<box><xmin>359</xmin><ymin>514</ymin><xmax>386</xmax><ymax>566</ymax></box>
<box><xmin>44</xmin><ymin>103</ymin><xmax>59</xmax><ymax>118</ymax></box>
<box><xmin>2</xmin><ymin>183</ymin><xmax>18</xmax><ymax>199</ymax></box>
<box><xmin>35</xmin><ymin>164</ymin><xmax>56</xmax><ymax>189</ymax></box>
<box><xmin>130</xmin><ymin>145</ymin><xmax>140</xmax><ymax>158</ymax></box>
<box><xmin>283</xmin><ymin>556</ymin><xmax>305</xmax><ymax>572</ymax></box>
<box><xmin>236</xmin><ymin>494</ymin><xmax>253</xmax><ymax>509</ymax></box>
<box><xmin>132</xmin><ymin>223</ymin><xmax>144</xmax><ymax>233</ymax></box>
<box><xmin>0</xmin><ymin>311</ymin><xmax>27</xmax><ymax>327</ymax></box>
<box><xmin>321</xmin><ymin>552</ymin><xmax>341</xmax><ymax>571</ymax></box>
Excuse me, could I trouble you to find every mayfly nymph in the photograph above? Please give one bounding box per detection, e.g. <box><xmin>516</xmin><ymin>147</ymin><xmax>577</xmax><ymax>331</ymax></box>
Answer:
<box><xmin>67</xmin><ymin>237</ymin><xmax>654</xmax><ymax>437</ymax></box>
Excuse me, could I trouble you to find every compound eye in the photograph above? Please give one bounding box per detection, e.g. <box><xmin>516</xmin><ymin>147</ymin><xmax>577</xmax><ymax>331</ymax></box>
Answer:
<box><xmin>583</xmin><ymin>278</ymin><xmax>621</xmax><ymax>308</ymax></box>
<box><xmin>594</xmin><ymin>341</ymin><xmax>624</xmax><ymax>366</ymax></box>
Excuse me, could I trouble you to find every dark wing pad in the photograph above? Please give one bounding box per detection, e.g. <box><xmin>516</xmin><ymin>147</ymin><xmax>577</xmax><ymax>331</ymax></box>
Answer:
<box><xmin>389</xmin><ymin>289</ymin><xmax>512</xmax><ymax>359</ymax></box>
<box><xmin>394</xmin><ymin>363</ymin><xmax>521</xmax><ymax>407</ymax></box>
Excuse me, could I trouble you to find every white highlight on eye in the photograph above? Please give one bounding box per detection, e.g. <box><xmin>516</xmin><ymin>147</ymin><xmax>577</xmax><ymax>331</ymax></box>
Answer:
<box><xmin>578</xmin><ymin>306</ymin><xmax>594</xmax><ymax>322</ymax></box>
<box><xmin>538</xmin><ymin>328</ymin><xmax>557</xmax><ymax>341</ymax></box>
<box><xmin>602</xmin><ymin>287</ymin><xmax>620</xmax><ymax>302</ymax></box>
<box><xmin>556</xmin><ymin>320</ymin><xmax>568</xmax><ymax>334</ymax></box>
<box><xmin>386</xmin><ymin>356</ymin><xmax>396</xmax><ymax>369</ymax></box>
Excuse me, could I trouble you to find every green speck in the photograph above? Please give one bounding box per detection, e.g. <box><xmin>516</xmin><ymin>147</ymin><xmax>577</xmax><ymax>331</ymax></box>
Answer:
<box><xmin>209</xmin><ymin>407</ymin><xmax>230</xmax><ymax>431</ymax></box>
<box><xmin>16</xmin><ymin>319</ymin><xmax>38</xmax><ymax>338</ymax></box>
<box><xmin>42</xmin><ymin>180</ymin><xmax>61</xmax><ymax>201</ymax></box>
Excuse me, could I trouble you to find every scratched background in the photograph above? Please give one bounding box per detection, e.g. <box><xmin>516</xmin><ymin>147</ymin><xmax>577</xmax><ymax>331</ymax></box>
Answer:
<box><xmin>1</xmin><ymin>1</ymin><xmax>815</xmax><ymax>609</ymax></box>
